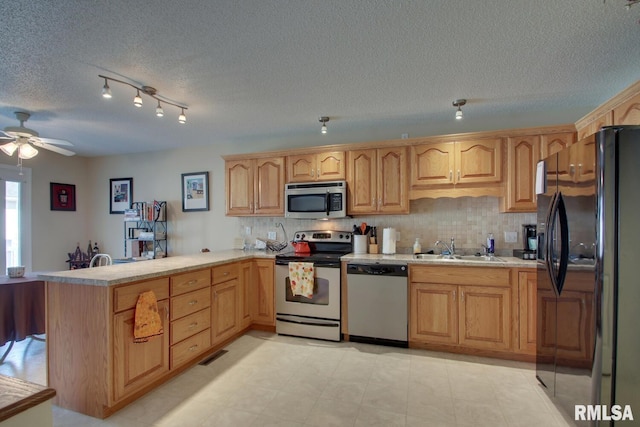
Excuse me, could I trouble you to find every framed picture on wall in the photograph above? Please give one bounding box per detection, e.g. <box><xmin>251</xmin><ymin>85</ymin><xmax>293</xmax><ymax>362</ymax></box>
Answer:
<box><xmin>110</xmin><ymin>177</ymin><xmax>133</xmax><ymax>214</ymax></box>
<box><xmin>50</xmin><ymin>182</ymin><xmax>76</xmax><ymax>211</ymax></box>
<box><xmin>181</xmin><ymin>171</ymin><xmax>209</xmax><ymax>212</ymax></box>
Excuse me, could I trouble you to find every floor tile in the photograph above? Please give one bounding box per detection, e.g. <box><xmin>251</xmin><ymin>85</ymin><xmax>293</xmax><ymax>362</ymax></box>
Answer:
<box><xmin>2</xmin><ymin>330</ymin><xmax>575</xmax><ymax>427</ymax></box>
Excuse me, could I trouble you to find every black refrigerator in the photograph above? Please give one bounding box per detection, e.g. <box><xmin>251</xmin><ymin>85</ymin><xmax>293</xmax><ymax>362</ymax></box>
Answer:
<box><xmin>536</xmin><ymin>126</ymin><xmax>640</xmax><ymax>425</ymax></box>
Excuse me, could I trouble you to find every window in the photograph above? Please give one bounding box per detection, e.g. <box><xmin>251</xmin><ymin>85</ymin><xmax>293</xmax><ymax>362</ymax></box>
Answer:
<box><xmin>0</xmin><ymin>164</ymin><xmax>31</xmax><ymax>273</ymax></box>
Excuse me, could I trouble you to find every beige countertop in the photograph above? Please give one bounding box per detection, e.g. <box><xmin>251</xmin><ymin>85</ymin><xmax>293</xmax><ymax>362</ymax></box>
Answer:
<box><xmin>38</xmin><ymin>250</ymin><xmax>275</xmax><ymax>287</ymax></box>
<box><xmin>341</xmin><ymin>253</ymin><xmax>538</xmax><ymax>268</ymax></box>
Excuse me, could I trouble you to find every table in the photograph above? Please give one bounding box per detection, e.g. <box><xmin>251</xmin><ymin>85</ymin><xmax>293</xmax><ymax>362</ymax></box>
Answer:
<box><xmin>0</xmin><ymin>275</ymin><xmax>45</xmax><ymax>363</ymax></box>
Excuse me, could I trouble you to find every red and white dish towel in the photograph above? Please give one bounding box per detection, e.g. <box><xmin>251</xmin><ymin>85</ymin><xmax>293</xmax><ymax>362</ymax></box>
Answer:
<box><xmin>288</xmin><ymin>262</ymin><xmax>315</xmax><ymax>299</ymax></box>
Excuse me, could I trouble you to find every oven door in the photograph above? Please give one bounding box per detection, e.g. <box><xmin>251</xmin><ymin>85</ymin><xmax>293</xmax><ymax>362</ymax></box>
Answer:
<box><xmin>275</xmin><ymin>264</ymin><xmax>340</xmax><ymax>320</ymax></box>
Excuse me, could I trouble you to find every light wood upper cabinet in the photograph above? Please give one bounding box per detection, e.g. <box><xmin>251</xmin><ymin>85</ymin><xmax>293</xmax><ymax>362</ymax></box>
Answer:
<box><xmin>502</xmin><ymin>136</ymin><xmax>540</xmax><ymax>212</ymax></box>
<box><xmin>540</xmin><ymin>132</ymin><xmax>575</xmax><ymax>159</ymax></box>
<box><xmin>225</xmin><ymin>157</ymin><xmax>285</xmax><ymax>216</ymax></box>
<box><xmin>347</xmin><ymin>146</ymin><xmax>408</xmax><ymax>215</ymax></box>
<box><xmin>613</xmin><ymin>92</ymin><xmax>640</xmax><ymax>126</ymax></box>
<box><xmin>287</xmin><ymin>151</ymin><xmax>345</xmax><ymax>182</ymax></box>
<box><xmin>411</xmin><ymin>139</ymin><xmax>502</xmax><ymax>187</ymax></box>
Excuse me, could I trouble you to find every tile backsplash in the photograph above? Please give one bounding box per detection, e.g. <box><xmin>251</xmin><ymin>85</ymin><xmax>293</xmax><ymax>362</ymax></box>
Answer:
<box><xmin>239</xmin><ymin>197</ymin><xmax>536</xmax><ymax>256</ymax></box>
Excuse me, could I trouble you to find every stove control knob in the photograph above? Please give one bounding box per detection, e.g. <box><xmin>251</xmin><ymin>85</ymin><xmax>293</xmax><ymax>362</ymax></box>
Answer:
<box><xmin>339</xmin><ymin>234</ymin><xmax>344</xmax><ymax>239</ymax></box>
<box><xmin>295</xmin><ymin>234</ymin><xmax>300</xmax><ymax>239</ymax></box>
<box><xmin>301</xmin><ymin>233</ymin><xmax>306</xmax><ymax>240</ymax></box>
<box><xmin>345</xmin><ymin>234</ymin><xmax>350</xmax><ymax>240</ymax></box>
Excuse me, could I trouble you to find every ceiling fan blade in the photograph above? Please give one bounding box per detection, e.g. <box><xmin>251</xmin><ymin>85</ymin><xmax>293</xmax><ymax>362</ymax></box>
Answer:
<box><xmin>0</xmin><ymin>130</ymin><xmax>16</xmax><ymax>141</ymax></box>
<box><xmin>32</xmin><ymin>136</ymin><xmax>74</xmax><ymax>146</ymax></box>
<box><xmin>29</xmin><ymin>140</ymin><xmax>76</xmax><ymax>156</ymax></box>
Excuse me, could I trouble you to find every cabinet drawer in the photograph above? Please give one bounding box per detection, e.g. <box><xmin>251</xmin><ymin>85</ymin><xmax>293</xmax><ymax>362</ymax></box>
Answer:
<box><xmin>170</xmin><ymin>329</ymin><xmax>211</xmax><ymax>368</ymax></box>
<box><xmin>171</xmin><ymin>287</ymin><xmax>211</xmax><ymax>321</ymax></box>
<box><xmin>113</xmin><ymin>278</ymin><xmax>170</xmax><ymax>312</ymax></box>
<box><xmin>212</xmin><ymin>263</ymin><xmax>239</xmax><ymax>284</ymax></box>
<box><xmin>171</xmin><ymin>269</ymin><xmax>211</xmax><ymax>296</ymax></box>
<box><xmin>410</xmin><ymin>266</ymin><xmax>511</xmax><ymax>287</ymax></box>
<box><xmin>171</xmin><ymin>307</ymin><xmax>211</xmax><ymax>345</ymax></box>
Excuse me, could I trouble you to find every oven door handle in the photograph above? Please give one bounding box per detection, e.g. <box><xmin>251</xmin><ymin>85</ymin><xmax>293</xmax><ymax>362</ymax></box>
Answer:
<box><xmin>276</xmin><ymin>316</ymin><xmax>339</xmax><ymax>327</ymax></box>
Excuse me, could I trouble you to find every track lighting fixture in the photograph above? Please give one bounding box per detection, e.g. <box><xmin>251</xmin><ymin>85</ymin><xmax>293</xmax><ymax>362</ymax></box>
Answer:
<box><xmin>98</xmin><ymin>74</ymin><xmax>188</xmax><ymax>124</ymax></box>
<box><xmin>319</xmin><ymin>116</ymin><xmax>329</xmax><ymax>134</ymax></box>
<box><xmin>453</xmin><ymin>99</ymin><xmax>466</xmax><ymax>120</ymax></box>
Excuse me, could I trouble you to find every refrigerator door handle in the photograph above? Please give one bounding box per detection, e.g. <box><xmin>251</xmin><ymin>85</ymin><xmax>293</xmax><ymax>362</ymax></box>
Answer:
<box><xmin>555</xmin><ymin>193</ymin><xmax>569</xmax><ymax>295</ymax></box>
<box><xmin>545</xmin><ymin>192</ymin><xmax>559</xmax><ymax>295</ymax></box>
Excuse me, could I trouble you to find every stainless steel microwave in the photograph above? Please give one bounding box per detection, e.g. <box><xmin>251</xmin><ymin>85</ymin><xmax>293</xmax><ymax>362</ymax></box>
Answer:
<box><xmin>285</xmin><ymin>180</ymin><xmax>347</xmax><ymax>219</ymax></box>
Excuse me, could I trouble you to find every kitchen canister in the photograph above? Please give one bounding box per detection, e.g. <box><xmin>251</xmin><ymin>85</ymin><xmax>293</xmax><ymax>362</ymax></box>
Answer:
<box><xmin>353</xmin><ymin>235</ymin><xmax>368</xmax><ymax>254</ymax></box>
<box><xmin>382</xmin><ymin>227</ymin><xmax>397</xmax><ymax>255</ymax></box>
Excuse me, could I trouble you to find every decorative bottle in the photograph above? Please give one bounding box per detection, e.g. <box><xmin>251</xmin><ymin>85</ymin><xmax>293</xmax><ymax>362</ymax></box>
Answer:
<box><xmin>413</xmin><ymin>238</ymin><xmax>422</xmax><ymax>254</ymax></box>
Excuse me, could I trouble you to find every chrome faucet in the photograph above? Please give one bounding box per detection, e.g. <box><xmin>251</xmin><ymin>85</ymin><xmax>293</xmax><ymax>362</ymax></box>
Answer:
<box><xmin>435</xmin><ymin>238</ymin><xmax>456</xmax><ymax>255</ymax></box>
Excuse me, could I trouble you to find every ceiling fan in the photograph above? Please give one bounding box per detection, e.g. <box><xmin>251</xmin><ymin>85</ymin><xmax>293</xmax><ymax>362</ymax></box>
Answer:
<box><xmin>0</xmin><ymin>111</ymin><xmax>76</xmax><ymax>163</ymax></box>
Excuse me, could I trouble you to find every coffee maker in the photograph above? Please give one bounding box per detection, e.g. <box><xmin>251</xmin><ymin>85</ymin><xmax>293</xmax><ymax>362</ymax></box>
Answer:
<box><xmin>513</xmin><ymin>224</ymin><xmax>537</xmax><ymax>259</ymax></box>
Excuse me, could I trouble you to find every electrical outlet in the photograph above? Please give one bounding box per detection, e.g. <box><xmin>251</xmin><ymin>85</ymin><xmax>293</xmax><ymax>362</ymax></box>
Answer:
<box><xmin>245</xmin><ymin>226</ymin><xmax>252</xmax><ymax>236</ymax></box>
<box><xmin>401</xmin><ymin>133</ymin><xmax>409</xmax><ymax>139</ymax></box>
<box><xmin>504</xmin><ymin>231</ymin><xmax>518</xmax><ymax>243</ymax></box>
<box><xmin>268</xmin><ymin>231</ymin><xmax>277</xmax><ymax>240</ymax></box>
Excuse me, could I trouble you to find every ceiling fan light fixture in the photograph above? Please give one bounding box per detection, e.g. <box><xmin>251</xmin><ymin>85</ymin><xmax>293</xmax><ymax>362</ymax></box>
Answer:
<box><xmin>133</xmin><ymin>90</ymin><xmax>143</xmax><ymax>107</ymax></box>
<box><xmin>0</xmin><ymin>142</ymin><xmax>18</xmax><ymax>156</ymax></box>
<box><xmin>102</xmin><ymin>78</ymin><xmax>112</xmax><ymax>99</ymax></box>
<box><xmin>319</xmin><ymin>116</ymin><xmax>329</xmax><ymax>134</ymax></box>
<box><xmin>452</xmin><ymin>99</ymin><xmax>466</xmax><ymax>120</ymax></box>
<box><xmin>18</xmin><ymin>143</ymin><xmax>38</xmax><ymax>159</ymax></box>
<box><xmin>156</xmin><ymin>101</ymin><xmax>164</xmax><ymax>117</ymax></box>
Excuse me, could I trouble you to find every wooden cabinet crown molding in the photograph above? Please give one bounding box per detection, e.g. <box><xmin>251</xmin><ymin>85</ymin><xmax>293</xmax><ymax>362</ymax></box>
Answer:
<box><xmin>575</xmin><ymin>79</ymin><xmax>640</xmax><ymax>135</ymax></box>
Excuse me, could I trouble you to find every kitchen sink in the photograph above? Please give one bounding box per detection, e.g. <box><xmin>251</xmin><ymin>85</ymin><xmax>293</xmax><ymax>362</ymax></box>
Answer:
<box><xmin>456</xmin><ymin>255</ymin><xmax>505</xmax><ymax>262</ymax></box>
<box><xmin>413</xmin><ymin>254</ymin><xmax>505</xmax><ymax>262</ymax></box>
<box><xmin>413</xmin><ymin>253</ymin><xmax>441</xmax><ymax>260</ymax></box>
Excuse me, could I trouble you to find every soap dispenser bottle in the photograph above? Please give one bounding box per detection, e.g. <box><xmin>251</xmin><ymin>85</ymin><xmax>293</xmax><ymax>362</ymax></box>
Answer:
<box><xmin>487</xmin><ymin>233</ymin><xmax>495</xmax><ymax>255</ymax></box>
<box><xmin>413</xmin><ymin>238</ymin><xmax>422</xmax><ymax>254</ymax></box>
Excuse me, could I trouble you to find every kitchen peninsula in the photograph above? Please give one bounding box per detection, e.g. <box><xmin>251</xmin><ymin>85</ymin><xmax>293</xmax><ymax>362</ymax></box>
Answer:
<box><xmin>39</xmin><ymin>248</ymin><xmax>544</xmax><ymax>418</ymax></box>
<box><xmin>38</xmin><ymin>251</ymin><xmax>276</xmax><ymax>419</ymax></box>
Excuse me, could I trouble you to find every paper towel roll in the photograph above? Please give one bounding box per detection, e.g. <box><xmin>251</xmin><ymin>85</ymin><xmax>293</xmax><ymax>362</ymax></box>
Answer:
<box><xmin>382</xmin><ymin>227</ymin><xmax>396</xmax><ymax>254</ymax></box>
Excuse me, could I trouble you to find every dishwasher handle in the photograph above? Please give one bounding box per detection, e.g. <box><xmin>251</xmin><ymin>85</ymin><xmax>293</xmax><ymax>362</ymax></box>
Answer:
<box><xmin>346</xmin><ymin>263</ymin><xmax>408</xmax><ymax>277</ymax></box>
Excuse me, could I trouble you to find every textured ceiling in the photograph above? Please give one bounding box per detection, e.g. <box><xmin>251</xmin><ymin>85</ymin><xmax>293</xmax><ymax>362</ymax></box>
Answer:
<box><xmin>0</xmin><ymin>1</ymin><xmax>639</xmax><ymax>157</ymax></box>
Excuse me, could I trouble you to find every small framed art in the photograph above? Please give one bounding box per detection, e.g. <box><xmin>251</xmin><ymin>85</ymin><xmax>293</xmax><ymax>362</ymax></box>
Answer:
<box><xmin>110</xmin><ymin>177</ymin><xmax>133</xmax><ymax>214</ymax></box>
<box><xmin>181</xmin><ymin>171</ymin><xmax>209</xmax><ymax>212</ymax></box>
<box><xmin>50</xmin><ymin>182</ymin><xmax>76</xmax><ymax>211</ymax></box>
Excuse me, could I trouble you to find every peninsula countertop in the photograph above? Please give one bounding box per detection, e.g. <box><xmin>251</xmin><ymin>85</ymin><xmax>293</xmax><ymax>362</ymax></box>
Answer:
<box><xmin>38</xmin><ymin>250</ymin><xmax>275</xmax><ymax>287</ymax></box>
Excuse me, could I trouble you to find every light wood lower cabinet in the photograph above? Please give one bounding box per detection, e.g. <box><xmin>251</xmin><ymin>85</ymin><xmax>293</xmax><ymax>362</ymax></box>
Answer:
<box><xmin>409</xmin><ymin>265</ymin><xmax>513</xmax><ymax>353</ymax></box>
<box><xmin>212</xmin><ymin>279</ymin><xmax>240</xmax><ymax>345</ymax></box>
<box><xmin>517</xmin><ymin>269</ymin><xmax>537</xmax><ymax>355</ymax></box>
<box><xmin>113</xmin><ymin>300</ymin><xmax>170</xmax><ymax>402</ymax></box>
<box><xmin>239</xmin><ymin>260</ymin><xmax>253</xmax><ymax>329</ymax></box>
<box><xmin>252</xmin><ymin>259</ymin><xmax>275</xmax><ymax>326</ymax></box>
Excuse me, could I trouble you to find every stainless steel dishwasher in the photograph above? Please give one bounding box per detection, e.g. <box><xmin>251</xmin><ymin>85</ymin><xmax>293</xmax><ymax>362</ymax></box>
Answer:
<box><xmin>346</xmin><ymin>263</ymin><xmax>408</xmax><ymax>347</ymax></box>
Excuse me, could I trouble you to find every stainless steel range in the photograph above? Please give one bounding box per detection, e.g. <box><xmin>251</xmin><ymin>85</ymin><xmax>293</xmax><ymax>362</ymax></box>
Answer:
<box><xmin>274</xmin><ymin>230</ymin><xmax>352</xmax><ymax>341</ymax></box>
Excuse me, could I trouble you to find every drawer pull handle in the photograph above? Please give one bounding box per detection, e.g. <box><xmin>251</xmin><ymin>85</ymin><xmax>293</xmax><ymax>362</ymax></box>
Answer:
<box><xmin>453</xmin><ymin>290</ymin><xmax>456</xmax><ymax>301</ymax></box>
<box><xmin>223</xmin><ymin>271</ymin><xmax>230</xmax><ymax>276</ymax></box>
<box><xmin>187</xmin><ymin>279</ymin><xmax>197</xmax><ymax>286</ymax></box>
<box><xmin>188</xmin><ymin>300</ymin><xmax>198</xmax><ymax>306</ymax></box>
<box><xmin>189</xmin><ymin>345</ymin><xmax>198</xmax><ymax>352</ymax></box>
<box><xmin>188</xmin><ymin>322</ymin><xmax>198</xmax><ymax>329</ymax></box>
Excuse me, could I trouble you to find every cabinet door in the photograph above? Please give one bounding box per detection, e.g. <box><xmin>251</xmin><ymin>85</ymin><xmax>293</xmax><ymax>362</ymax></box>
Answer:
<box><xmin>211</xmin><ymin>279</ymin><xmax>239</xmax><ymax>346</ymax></box>
<box><xmin>287</xmin><ymin>154</ymin><xmax>315</xmax><ymax>182</ymax></box>
<box><xmin>239</xmin><ymin>261</ymin><xmax>253</xmax><ymax>329</ymax></box>
<box><xmin>517</xmin><ymin>270</ymin><xmax>537</xmax><ymax>354</ymax></box>
<box><xmin>377</xmin><ymin>147</ymin><xmax>408</xmax><ymax>214</ymax></box>
<box><xmin>251</xmin><ymin>259</ymin><xmax>275</xmax><ymax>326</ymax></box>
<box><xmin>541</xmin><ymin>132</ymin><xmax>575</xmax><ymax>183</ymax></box>
<box><xmin>347</xmin><ymin>149</ymin><xmax>377</xmax><ymax>214</ymax></box>
<box><xmin>575</xmin><ymin>137</ymin><xmax>596</xmax><ymax>182</ymax></box>
<box><xmin>410</xmin><ymin>142</ymin><xmax>455</xmax><ymax>186</ymax></box>
<box><xmin>504</xmin><ymin>136</ymin><xmax>540</xmax><ymax>212</ymax></box>
<box><xmin>113</xmin><ymin>300</ymin><xmax>169</xmax><ymax>402</ymax></box>
<box><xmin>225</xmin><ymin>160</ymin><xmax>254</xmax><ymax>215</ymax></box>
<box><xmin>317</xmin><ymin>151</ymin><xmax>345</xmax><ymax>181</ymax></box>
<box><xmin>613</xmin><ymin>92</ymin><xmax>640</xmax><ymax>126</ymax></box>
<box><xmin>458</xmin><ymin>285</ymin><xmax>511</xmax><ymax>350</ymax></box>
<box><xmin>410</xmin><ymin>283</ymin><xmax>458</xmax><ymax>345</ymax></box>
<box><xmin>455</xmin><ymin>139</ymin><xmax>503</xmax><ymax>184</ymax></box>
<box><xmin>254</xmin><ymin>157</ymin><xmax>285</xmax><ymax>215</ymax></box>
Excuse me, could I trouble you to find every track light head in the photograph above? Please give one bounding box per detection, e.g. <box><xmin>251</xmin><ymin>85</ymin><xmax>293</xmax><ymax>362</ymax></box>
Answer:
<box><xmin>452</xmin><ymin>99</ymin><xmax>466</xmax><ymax>120</ymax></box>
<box><xmin>133</xmin><ymin>90</ymin><xmax>143</xmax><ymax>107</ymax></box>
<box><xmin>178</xmin><ymin>108</ymin><xmax>186</xmax><ymax>124</ymax></box>
<box><xmin>319</xmin><ymin>116</ymin><xmax>329</xmax><ymax>134</ymax></box>
<box><xmin>102</xmin><ymin>78</ymin><xmax>112</xmax><ymax>99</ymax></box>
<box><xmin>156</xmin><ymin>100</ymin><xmax>164</xmax><ymax>117</ymax></box>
